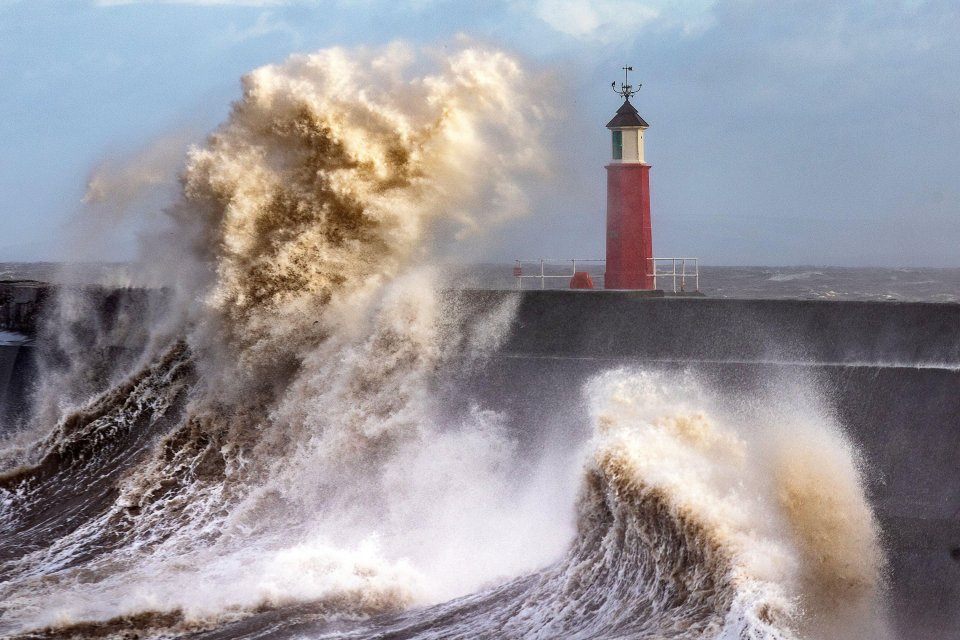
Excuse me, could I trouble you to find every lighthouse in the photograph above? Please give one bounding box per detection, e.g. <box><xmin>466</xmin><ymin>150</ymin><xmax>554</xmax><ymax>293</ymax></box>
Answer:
<box><xmin>604</xmin><ymin>67</ymin><xmax>654</xmax><ymax>290</ymax></box>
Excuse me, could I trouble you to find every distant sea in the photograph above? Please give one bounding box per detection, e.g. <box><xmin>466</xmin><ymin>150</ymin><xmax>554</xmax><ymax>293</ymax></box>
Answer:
<box><xmin>464</xmin><ymin>263</ymin><xmax>960</xmax><ymax>302</ymax></box>
<box><xmin>3</xmin><ymin>262</ymin><xmax>960</xmax><ymax>303</ymax></box>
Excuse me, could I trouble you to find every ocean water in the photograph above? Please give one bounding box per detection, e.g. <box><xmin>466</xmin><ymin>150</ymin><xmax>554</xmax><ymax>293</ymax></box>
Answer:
<box><xmin>0</xmin><ymin>45</ymin><xmax>956</xmax><ymax>640</ymax></box>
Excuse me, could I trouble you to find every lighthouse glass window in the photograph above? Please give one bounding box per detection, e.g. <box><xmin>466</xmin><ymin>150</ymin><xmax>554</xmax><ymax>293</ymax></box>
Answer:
<box><xmin>611</xmin><ymin>130</ymin><xmax>623</xmax><ymax>160</ymax></box>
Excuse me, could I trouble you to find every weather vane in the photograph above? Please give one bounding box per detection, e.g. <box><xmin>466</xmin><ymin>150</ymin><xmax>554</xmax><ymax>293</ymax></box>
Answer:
<box><xmin>612</xmin><ymin>65</ymin><xmax>640</xmax><ymax>100</ymax></box>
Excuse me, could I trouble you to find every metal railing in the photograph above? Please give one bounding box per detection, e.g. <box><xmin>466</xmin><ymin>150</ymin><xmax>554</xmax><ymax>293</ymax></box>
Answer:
<box><xmin>512</xmin><ymin>257</ymin><xmax>699</xmax><ymax>293</ymax></box>
<box><xmin>650</xmin><ymin>258</ymin><xmax>699</xmax><ymax>293</ymax></box>
<box><xmin>513</xmin><ymin>259</ymin><xmax>605</xmax><ymax>289</ymax></box>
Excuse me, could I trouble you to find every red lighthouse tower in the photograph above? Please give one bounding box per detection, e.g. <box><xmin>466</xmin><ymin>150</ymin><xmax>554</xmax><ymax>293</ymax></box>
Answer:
<box><xmin>604</xmin><ymin>67</ymin><xmax>654</xmax><ymax>290</ymax></box>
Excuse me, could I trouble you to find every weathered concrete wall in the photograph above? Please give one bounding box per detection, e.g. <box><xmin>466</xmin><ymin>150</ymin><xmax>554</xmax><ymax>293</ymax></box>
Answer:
<box><xmin>495</xmin><ymin>289</ymin><xmax>960</xmax><ymax>364</ymax></box>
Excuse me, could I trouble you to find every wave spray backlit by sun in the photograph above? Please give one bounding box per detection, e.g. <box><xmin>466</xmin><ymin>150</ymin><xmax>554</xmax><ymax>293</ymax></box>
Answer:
<box><xmin>1</xmin><ymin>42</ymin><xmax>562</xmax><ymax>634</ymax></box>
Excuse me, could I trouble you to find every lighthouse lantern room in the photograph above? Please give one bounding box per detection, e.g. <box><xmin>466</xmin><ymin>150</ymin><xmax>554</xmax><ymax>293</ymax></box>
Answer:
<box><xmin>604</xmin><ymin>66</ymin><xmax>654</xmax><ymax>290</ymax></box>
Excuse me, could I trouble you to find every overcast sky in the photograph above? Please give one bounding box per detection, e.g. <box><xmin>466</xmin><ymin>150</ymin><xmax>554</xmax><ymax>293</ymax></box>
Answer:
<box><xmin>1</xmin><ymin>0</ymin><xmax>958</xmax><ymax>266</ymax></box>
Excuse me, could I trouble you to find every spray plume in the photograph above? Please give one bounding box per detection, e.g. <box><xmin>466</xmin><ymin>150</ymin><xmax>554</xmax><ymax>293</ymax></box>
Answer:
<box><xmin>0</xmin><ymin>42</ymin><xmax>571</xmax><ymax>636</ymax></box>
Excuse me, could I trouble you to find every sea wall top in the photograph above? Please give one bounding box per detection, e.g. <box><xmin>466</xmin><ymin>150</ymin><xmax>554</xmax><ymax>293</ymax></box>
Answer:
<box><xmin>7</xmin><ymin>283</ymin><xmax>960</xmax><ymax>366</ymax></box>
<box><xmin>491</xmin><ymin>289</ymin><xmax>960</xmax><ymax>367</ymax></box>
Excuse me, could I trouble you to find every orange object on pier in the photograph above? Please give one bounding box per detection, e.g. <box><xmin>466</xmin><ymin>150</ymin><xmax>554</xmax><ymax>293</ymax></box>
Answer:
<box><xmin>569</xmin><ymin>271</ymin><xmax>594</xmax><ymax>289</ymax></box>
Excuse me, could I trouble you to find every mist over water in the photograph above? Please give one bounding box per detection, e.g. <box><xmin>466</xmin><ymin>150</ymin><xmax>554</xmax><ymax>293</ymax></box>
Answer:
<box><xmin>0</xmin><ymin>44</ymin><xmax>894</xmax><ymax>639</ymax></box>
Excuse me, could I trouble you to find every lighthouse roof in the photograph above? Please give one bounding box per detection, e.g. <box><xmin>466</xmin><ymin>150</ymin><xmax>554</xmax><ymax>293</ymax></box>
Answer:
<box><xmin>606</xmin><ymin>99</ymin><xmax>649</xmax><ymax>129</ymax></box>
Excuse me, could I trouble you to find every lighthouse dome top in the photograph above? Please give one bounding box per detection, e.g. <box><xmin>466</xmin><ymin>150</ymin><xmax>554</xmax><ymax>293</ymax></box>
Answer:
<box><xmin>606</xmin><ymin>99</ymin><xmax>649</xmax><ymax>129</ymax></box>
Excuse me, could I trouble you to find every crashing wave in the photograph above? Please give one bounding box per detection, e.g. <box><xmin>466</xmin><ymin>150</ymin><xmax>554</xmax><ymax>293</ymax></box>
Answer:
<box><xmin>0</xmin><ymin>44</ymin><xmax>889</xmax><ymax>640</ymax></box>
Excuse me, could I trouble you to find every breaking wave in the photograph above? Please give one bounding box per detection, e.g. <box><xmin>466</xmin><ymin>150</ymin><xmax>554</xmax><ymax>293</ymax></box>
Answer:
<box><xmin>0</xmin><ymin>43</ymin><xmax>889</xmax><ymax>640</ymax></box>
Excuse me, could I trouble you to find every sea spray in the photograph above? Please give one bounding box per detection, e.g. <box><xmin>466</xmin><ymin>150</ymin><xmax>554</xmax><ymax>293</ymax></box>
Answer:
<box><xmin>14</xmin><ymin>40</ymin><xmax>552</xmax><ymax>460</ymax></box>
<box><xmin>173</xmin><ymin>42</ymin><xmax>548</xmax><ymax>378</ymax></box>
<box><xmin>770</xmin><ymin>420</ymin><xmax>890</xmax><ymax>638</ymax></box>
<box><xmin>0</xmin><ymin>352</ymin><xmax>893</xmax><ymax>637</ymax></box>
<box><xmin>264</xmin><ymin>368</ymin><xmax>889</xmax><ymax>640</ymax></box>
<box><xmin>0</xmin><ymin>43</ymin><xmax>569</xmax><ymax>636</ymax></box>
<box><xmin>575</xmin><ymin>368</ymin><xmax>888</xmax><ymax>640</ymax></box>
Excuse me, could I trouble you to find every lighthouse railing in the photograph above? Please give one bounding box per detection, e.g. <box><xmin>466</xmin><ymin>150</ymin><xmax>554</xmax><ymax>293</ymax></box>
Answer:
<box><xmin>649</xmin><ymin>257</ymin><xmax>699</xmax><ymax>293</ymax></box>
<box><xmin>512</xmin><ymin>259</ymin><xmax>605</xmax><ymax>289</ymax></box>
<box><xmin>512</xmin><ymin>257</ymin><xmax>699</xmax><ymax>292</ymax></box>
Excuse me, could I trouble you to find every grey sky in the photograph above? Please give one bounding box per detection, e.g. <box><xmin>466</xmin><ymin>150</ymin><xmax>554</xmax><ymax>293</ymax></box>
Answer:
<box><xmin>0</xmin><ymin>0</ymin><xmax>958</xmax><ymax>266</ymax></box>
